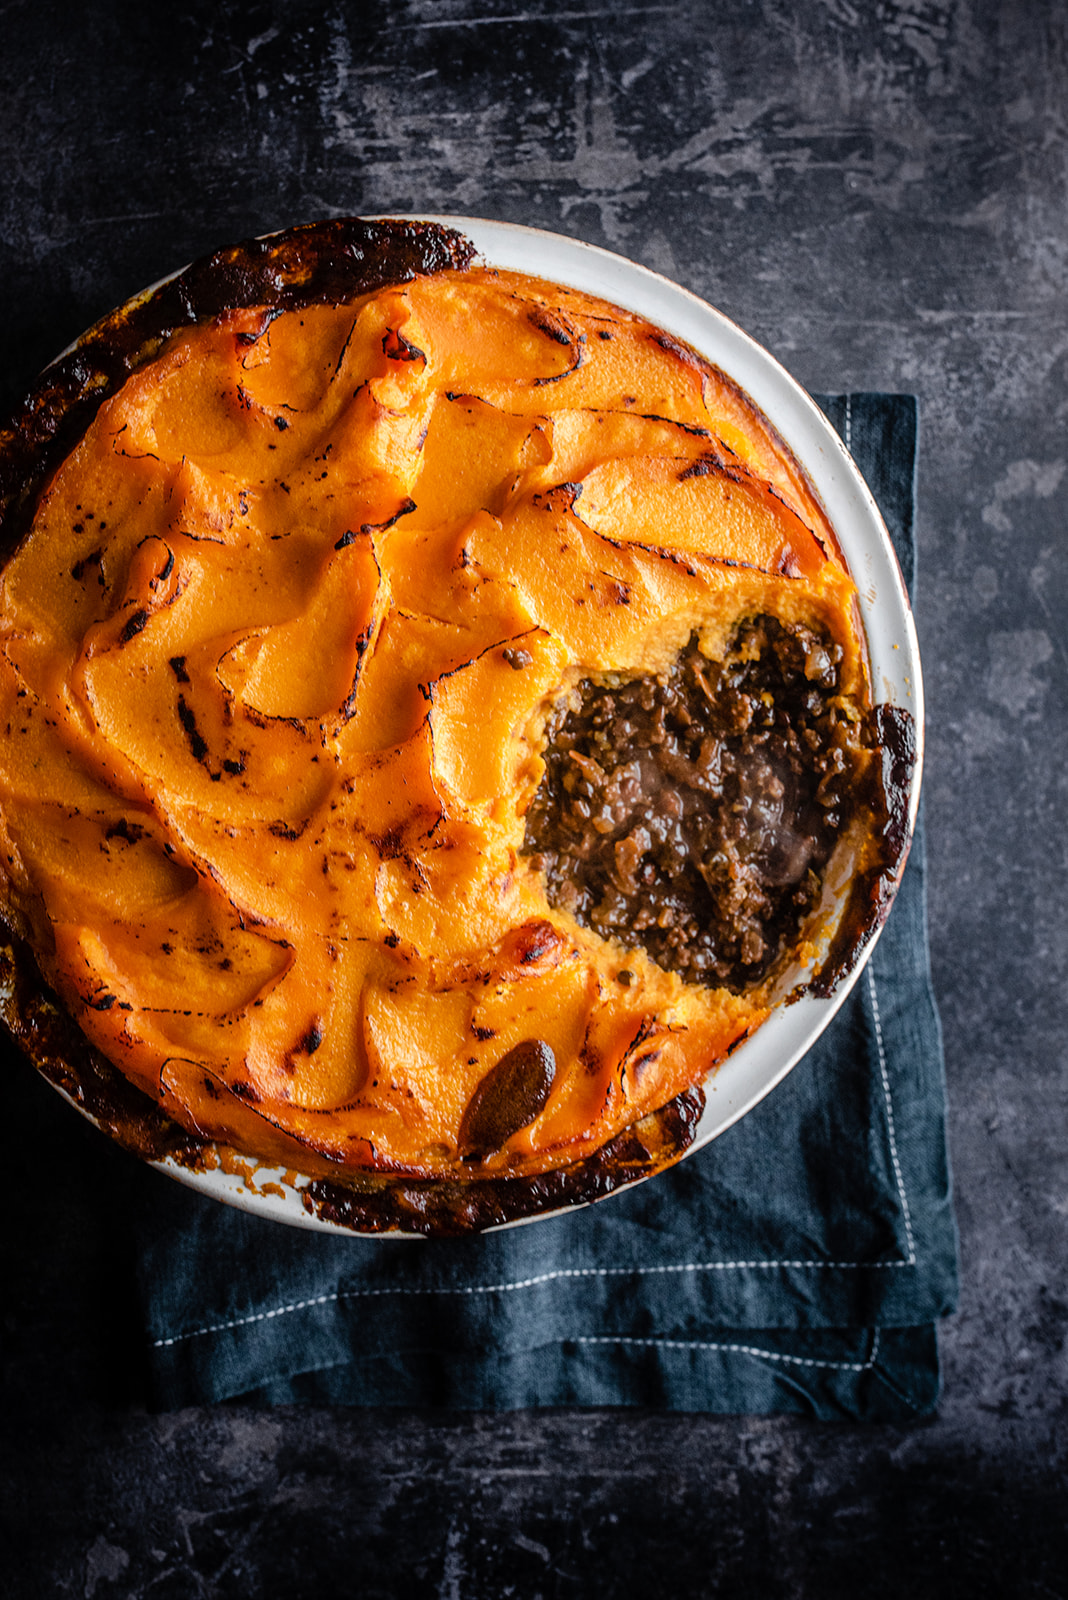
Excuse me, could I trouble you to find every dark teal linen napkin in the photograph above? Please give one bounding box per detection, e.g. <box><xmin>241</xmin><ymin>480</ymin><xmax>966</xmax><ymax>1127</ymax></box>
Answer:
<box><xmin>138</xmin><ymin>393</ymin><xmax>958</xmax><ymax>1419</ymax></box>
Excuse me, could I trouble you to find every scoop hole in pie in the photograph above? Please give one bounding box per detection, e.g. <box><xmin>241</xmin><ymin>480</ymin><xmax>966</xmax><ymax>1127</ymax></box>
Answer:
<box><xmin>522</xmin><ymin>615</ymin><xmax>873</xmax><ymax>993</ymax></box>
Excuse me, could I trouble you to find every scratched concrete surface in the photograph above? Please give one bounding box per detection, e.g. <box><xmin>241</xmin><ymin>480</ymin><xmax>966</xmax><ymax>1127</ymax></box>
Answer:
<box><xmin>1</xmin><ymin>1</ymin><xmax>1066</xmax><ymax>1595</ymax></box>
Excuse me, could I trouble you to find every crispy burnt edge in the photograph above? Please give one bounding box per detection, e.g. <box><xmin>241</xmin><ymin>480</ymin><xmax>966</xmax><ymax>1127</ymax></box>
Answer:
<box><xmin>0</xmin><ymin>216</ymin><xmax>705</xmax><ymax>1233</ymax></box>
<box><xmin>0</xmin><ymin>218</ymin><xmax>478</xmax><ymax>543</ymax></box>
<box><xmin>807</xmin><ymin>702</ymin><xmax>916</xmax><ymax>998</ymax></box>
<box><xmin>0</xmin><ymin>923</ymin><xmax>196</xmax><ymax>1165</ymax></box>
<box><xmin>301</xmin><ymin>1087</ymin><xmax>706</xmax><ymax>1237</ymax></box>
<box><xmin>0</xmin><ymin>921</ymin><xmax>705</xmax><ymax>1237</ymax></box>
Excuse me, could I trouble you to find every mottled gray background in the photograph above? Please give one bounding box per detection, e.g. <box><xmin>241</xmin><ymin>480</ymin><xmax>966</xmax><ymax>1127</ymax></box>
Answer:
<box><xmin>1</xmin><ymin>1</ymin><xmax>1065</xmax><ymax>1595</ymax></box>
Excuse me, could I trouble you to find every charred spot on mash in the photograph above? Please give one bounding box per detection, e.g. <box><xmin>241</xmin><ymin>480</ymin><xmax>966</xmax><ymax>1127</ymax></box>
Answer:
<box><xmin>294</xmin><ymin>1021</ymin><xmax>324</xmax><ymax>1056</ymax></box>
<box><xmin>598</xmin><ymin>572</ymin><xmax>631</xmax><ymax>606</ymax></box>
<box><xmin>119</xmin><ymin>607</ymin><xmax>150</xmax><ymax>644</ymax></box>
<box><xmin>104</xmin><ymin>818</ymin><xmax>146</xmax><ymax>845</ymax></box>
<box><xmin>491</xmin><ymin>918</ymin><xmax>568</xmax><ymax>982</ymax></box>
<box><xmin>334</xmin><ymin>498</ymin><xmax>416</xmax><ymax>551</ymax></box>
<box><xmin>584</xmin><ymin>523</ymin><xmax>701</xmax><ymax>579</ymax></box>
<box><xmin>236</xmin><ymin>307</ymin><xmax>285</xmax><ymax>348</ymax></box>
<box><xmin>70</xmin><ymin>546</ymin><xmax>104</xmax><ymax>583</ymax></box>
<box><xmin>527</xmin><ymin>307</ymin><xmax>585</xmax><ymax>385</ymax></box>
<box><xmin>527</xmin><ymin>306</ymin><xmax>574</xmax><ymax>347</ymax></box>
<box><xmin>144</xmin><ymin>539</ymin><xmax>176</xmax><ymax>585</ymax></box>
<box><xmin>116</xmin><ymin>545</ymin><xmax>180</xmax><ymax>646</ymax></box>
<box><xmin>242</xmin><ymin>705</ymin><xmax>312</xmax><ymax>738</ymax></box>
<box><xmin>513</xmin><ymin>921</ymin><xmax>558</xmax><ymax>966</ymax></box>
<box><xmin>367</xmin><ymin>823</ymin><xmax>408</xmax><ymax>862</ymax></box>
<box><xmin>382</xmin><ymin>327</ymin><xmax>426</xmax><ymax>364</ymax></box>
<box><xmin>533</xmin><ymin>481</ymin><xmax>582</xmax><ymax>518</ymax></box>
<box><xmin>458</xmin><ymin>1038</ymin><xmax>557</xmax><ymax>1160</ymax></box>
<box><xmin>678</xmin><ymin>450</ymin><xmax>747</xmax><ymax>486</ymax></box>
<box><xmin>620</xmin><ymin>1016</ymin><xmax>672</xmax><ymax>1095</ymax></box>
<box><xmin>175</xmin><ymin>694</ymin><xmax>210</xmax><ymax>766</ymax></box>
<box><xmin>338</xmin><ymin>618</ymin><xmax>379</xmax><ymax>723</ymax></box>
<box><xmin>268</xmin><ymin>818</ymin><xmax>308</xmax><ymax>842</ymax></box>
<box><xmin>652</xmin><ymin>330</ymin><xmax>708</xmax><ymax>372</ymax></box>
<box><xmin>642</xmin><ymin>411</ymin><xmax>719</xmax><ymax>442</ymax></box>
<box><xmin>228</xmin><ymin>1079</ymin><xmax>262</xmax><ymax>1104</ymax></box>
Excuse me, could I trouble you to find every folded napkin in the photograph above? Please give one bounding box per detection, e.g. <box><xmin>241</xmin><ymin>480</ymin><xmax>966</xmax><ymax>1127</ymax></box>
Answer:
<box><xmin>137</xmin><ymin>393</ymin><xmax>958</xmax><ymax>1418</ymax></box>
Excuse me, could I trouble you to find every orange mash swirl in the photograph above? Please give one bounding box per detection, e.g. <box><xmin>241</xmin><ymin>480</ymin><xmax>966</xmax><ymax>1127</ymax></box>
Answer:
<box><xmin>0</xmin><ymin>264</ymin><xmax>868</xmax><ymax>1182</ymax></box>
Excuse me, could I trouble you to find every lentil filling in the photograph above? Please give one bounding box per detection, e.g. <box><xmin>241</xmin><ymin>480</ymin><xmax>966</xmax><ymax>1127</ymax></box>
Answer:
<box><xmin>523</xmin><ymin>616</ymin><xmax>869</xmax><ymax>992</ymax></box>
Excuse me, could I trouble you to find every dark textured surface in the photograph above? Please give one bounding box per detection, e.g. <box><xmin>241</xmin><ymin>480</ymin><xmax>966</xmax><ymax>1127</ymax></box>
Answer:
<box><xmin>1</xmin><ymin>1</ymin><xmax>1065</xmax><ymax>1595</ymax></box>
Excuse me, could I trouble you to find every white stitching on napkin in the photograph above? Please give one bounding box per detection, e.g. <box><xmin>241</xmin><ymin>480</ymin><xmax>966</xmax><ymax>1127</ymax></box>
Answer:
<box><xmin>151</xmin><ymin>1257</ymin><xmax>896</xmax><ymax>1347</ymax></box>
<box><xmin>868</xmin><ymin>963</ymin><xmax>917</xmax><ymax>1264</ymax></box>
<box><xmin>152</xmin><ymin>1293</ymin><xmax>345</xmax><ymax>1347</ymax></box>
<box><xmin>573</xmin><ymin>1326</ymin><xmax>881</xmax><ymax>1374</ymax></box>
<box><xmin>151</xmin><ymin>967</ymin><xmax>916</xmax><ymax>1349</ymax></box>
<box><xmin>845</xmin><ymin>392</ymin><xmax>853</xmax><ymax>455</ymax></box>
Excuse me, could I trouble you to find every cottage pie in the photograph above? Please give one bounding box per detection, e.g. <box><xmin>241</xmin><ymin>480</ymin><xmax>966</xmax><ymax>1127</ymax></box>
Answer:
<box><xmin>0</xmin><ymin>221</ymin><xmax>912</xmax><ymax>1232</ymax></box>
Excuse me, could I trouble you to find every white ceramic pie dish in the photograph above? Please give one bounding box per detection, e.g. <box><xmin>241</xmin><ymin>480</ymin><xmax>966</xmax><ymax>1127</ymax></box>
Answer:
<box><xmin>3</xmin><ymin>216</ymin><xmax>923</xmax><ymax>1234</ymax></box>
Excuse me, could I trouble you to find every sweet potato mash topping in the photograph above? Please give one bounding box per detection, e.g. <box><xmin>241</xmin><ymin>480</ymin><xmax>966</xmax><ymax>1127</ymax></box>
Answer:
<box><xmin>0</xmin><ymin>263</ymin><xmax>880</xmax><ymax>1182</ymax></box>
